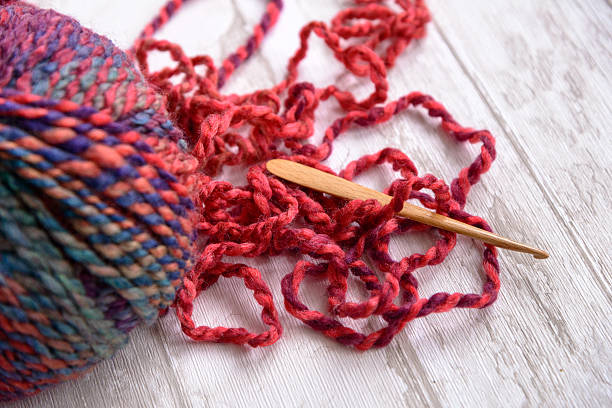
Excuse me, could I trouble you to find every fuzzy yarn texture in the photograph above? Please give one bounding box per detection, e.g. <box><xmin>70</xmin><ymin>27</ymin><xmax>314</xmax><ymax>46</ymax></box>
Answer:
<box><xmin>0</xmin><ymin>0</ymin><xmax>500</xmax><ymax>401</ymax></box>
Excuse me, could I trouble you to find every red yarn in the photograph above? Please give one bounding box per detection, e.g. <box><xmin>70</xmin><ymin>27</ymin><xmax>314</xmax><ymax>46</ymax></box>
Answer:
<box><xmin>133</xmin><ymin>0</ymin><xmax>499</xmax><ymax>350</ymax></box>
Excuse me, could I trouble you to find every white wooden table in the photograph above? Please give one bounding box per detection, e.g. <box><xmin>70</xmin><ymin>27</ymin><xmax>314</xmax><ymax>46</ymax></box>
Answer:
<box><xmin>9</xmin><ymin>1</ymin><xmax>611</xmax><ymax>406</ymax></box>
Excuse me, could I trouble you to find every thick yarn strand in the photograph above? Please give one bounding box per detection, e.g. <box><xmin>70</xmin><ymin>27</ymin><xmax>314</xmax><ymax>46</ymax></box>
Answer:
<box><xmin>132</xmin><ymin>0</ymin><xmax>500</xmax><ymax>349</ymax></box>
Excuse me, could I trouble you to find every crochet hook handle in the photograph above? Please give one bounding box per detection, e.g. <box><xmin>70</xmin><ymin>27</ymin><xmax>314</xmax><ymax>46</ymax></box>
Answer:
<box><xmin>267</xmin><ymin>159</ymin><xmax>549</xmax><ymax>259</ymax></box>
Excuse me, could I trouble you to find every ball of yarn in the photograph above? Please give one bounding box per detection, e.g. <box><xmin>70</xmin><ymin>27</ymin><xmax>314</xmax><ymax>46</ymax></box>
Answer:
<box><xmin>0</xmin><ymin>2</ymin><xmax>195</xmax><ymax>400</ymax></box>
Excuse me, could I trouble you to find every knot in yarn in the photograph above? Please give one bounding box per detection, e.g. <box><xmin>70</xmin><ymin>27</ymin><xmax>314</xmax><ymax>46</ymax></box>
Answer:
<box><xmin>0</xmin><ymin>2</ymin><xmax>195</xmax><ymax>400</ymax></box>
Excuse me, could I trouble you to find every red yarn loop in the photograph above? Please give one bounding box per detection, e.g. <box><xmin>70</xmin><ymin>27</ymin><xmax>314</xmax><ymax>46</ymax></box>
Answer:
<box><xmin>176</xmin><ymin>259</ymin><xmax>282</xmax><ymax>347</ymax></box>
<box><xmin>135</xmin><ymin>0</ymin><xmax>500</xmax><ymax>349</ymax></box>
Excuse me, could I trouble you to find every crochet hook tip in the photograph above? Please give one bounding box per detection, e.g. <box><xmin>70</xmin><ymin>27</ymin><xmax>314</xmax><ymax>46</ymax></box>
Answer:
<box><xmin>532</xmin><ymin>249</ymin><xmax>549</xmax><ymax>259</ymax></box>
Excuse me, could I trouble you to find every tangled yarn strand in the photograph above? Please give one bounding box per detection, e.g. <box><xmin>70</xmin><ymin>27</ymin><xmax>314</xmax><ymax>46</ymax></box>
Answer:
<box><xmin>133</xmin><ymin>0</ymin><xmax>500</xmax><ymax>350</ymax></box>
<box><xmin>135</xmin><ymin>0</ymin><xmax>283</xmax><ymax>89</ymax></box>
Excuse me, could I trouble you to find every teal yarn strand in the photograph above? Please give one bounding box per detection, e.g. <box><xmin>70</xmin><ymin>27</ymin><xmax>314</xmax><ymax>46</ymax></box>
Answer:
<box><xmin>0</xmin><ymin>171</ymin><xmax>128</xmax><ymax>358</ymax></box>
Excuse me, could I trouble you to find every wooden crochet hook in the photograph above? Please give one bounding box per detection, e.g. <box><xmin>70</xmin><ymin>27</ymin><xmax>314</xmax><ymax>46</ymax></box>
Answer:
<box><xmin>267</xmin><ymin>159</ymin><xmax>549</xmax><ymax>259</ymax></box>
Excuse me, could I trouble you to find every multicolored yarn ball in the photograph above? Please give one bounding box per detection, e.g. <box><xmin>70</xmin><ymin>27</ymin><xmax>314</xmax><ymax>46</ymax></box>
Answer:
<box><xmin>0</xmin><ymin>0</ymin><xmax>501</xmax><ymax>402</ymax></box>
<box><xmin>0</xmin><ymin>1</ymin><xmax>196</xmax><ymax>400</ymax></box>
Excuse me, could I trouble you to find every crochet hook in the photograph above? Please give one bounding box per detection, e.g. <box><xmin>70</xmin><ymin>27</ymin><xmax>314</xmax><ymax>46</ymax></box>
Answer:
<box><xmin>266</xmin><ymin>159</ymin><xmax>549</xmax><ymax>259</ymax></box>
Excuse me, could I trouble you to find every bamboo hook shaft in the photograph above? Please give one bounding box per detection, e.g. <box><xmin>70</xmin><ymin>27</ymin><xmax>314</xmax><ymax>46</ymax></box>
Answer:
<box><xmin>266</xmin><ymin>159</ymin><xmax>549</xmax><ymax>259</ymax></box>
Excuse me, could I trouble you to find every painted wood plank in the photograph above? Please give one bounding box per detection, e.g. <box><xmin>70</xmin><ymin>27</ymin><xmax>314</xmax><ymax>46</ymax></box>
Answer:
<box><xmin>7</xmin><ymin>1</ymin><xmax>611</xmax><ymax>407</ymax></box>
<box><xmin>428</xmin><ymin>0</ymin><xmax>612</xmax><ymax>275</ymax></box>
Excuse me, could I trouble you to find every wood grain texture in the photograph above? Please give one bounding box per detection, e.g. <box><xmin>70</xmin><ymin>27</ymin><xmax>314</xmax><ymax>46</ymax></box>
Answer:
<box><xmin>7</xmin><ymin>1</ymin><xmax>611</xmax><ymax>407</ymax></box>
